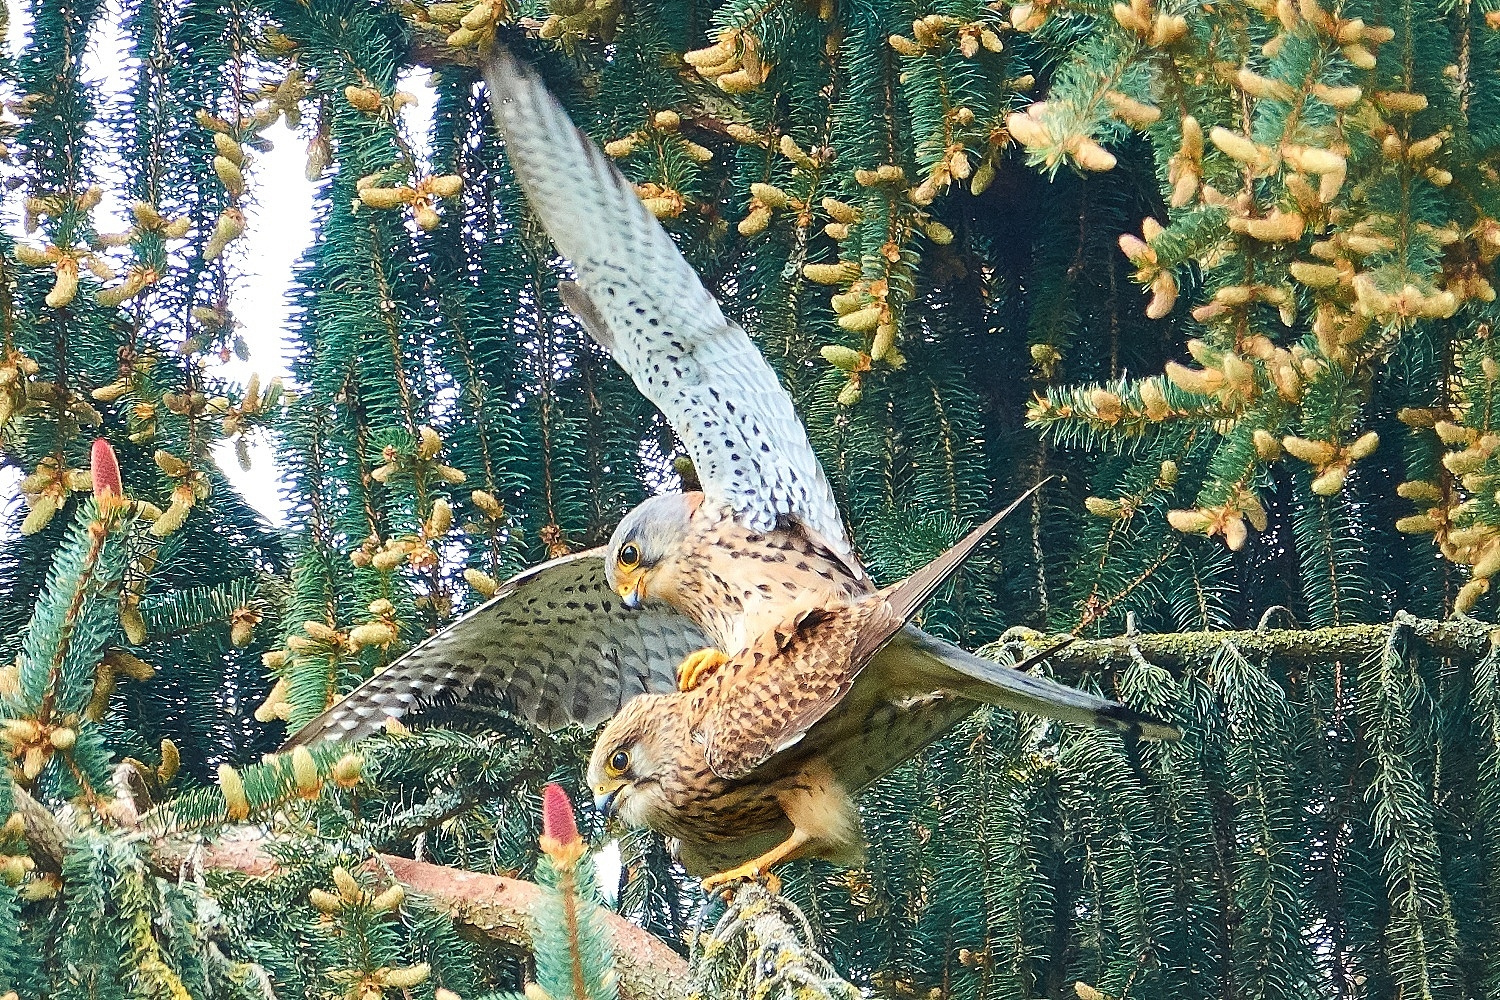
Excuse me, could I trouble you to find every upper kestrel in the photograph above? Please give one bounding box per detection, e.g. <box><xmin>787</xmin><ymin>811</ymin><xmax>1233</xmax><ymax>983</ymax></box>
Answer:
<box><xmin>284</xmin><ymin>49</ymin><xmax>1178</xmax><ymax>881</ymax></box>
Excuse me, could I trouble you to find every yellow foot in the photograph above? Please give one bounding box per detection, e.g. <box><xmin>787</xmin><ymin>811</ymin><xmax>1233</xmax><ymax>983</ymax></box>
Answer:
<box><xmin>676</xmin><ymin>647</ymin><xmax>728</xmax><ymax>691</ymax></box>
<box><xmin>701</xmin><ymin>863</ymin><xmax>782</xmax><ymax>897</ymax></box>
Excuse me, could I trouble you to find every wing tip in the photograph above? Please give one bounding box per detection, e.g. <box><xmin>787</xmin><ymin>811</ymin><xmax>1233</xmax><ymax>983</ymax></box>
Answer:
<box><xmin>480</xmin><ymin>41</ymin><xmax>529</xmax><ymax>106</ymax></box>
<box><xmin>279</xmin><ymin>706</ymin><xmax>394</xmax><ymax>752</ymax></box>
<box><xmin>279</xmin><ymin>720</ymin><xmax>339</xmax><ymax>753</ymax></box>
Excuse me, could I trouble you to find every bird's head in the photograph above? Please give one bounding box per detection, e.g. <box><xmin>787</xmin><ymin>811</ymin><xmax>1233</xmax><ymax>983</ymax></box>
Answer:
<box><xmin>604</xmin><ymin>492</ymin><xmax>701</xmax><ymax>610</ymax></box>
<box><xmin>588</xmin><ymin>695</ymin><xmax>678</xmax><ymax>828</ymax></box>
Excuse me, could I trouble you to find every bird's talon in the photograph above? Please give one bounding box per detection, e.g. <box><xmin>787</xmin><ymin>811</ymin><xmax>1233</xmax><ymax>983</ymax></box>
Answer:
<box><xmin>676</xmin><ymin>647</ymin><xmax>729</xmax><ymax>691</ymax></box>
<box><xmin>701</xmin><ymin>863</ymin><xmax>782</xmax><ymax>896</ymax></box>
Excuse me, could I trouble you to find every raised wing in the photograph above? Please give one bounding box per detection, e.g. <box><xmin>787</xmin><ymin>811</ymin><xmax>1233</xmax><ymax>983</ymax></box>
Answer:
<box><xmin>482</xmin><ymin>49</ymin><xmax>850</xmax><ymax>554</ymax></box>
<box><xmin>282</xmin><ymin>550</ymin><xmax>708</xmax><ymax>747</ymax></box>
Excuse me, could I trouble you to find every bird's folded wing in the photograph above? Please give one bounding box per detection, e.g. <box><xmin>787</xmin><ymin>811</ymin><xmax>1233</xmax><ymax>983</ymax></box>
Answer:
<box><xmin>482</xmin><ymin>49</ymin><xmax>850</xmax><ymax>554</ymax></box>
<box><xmin>699</xmin><ymin>604</ymin><xmax>885</xmax><ymax>781</ymax></box>
<box><xmin>282</xmin><ymin>550</ymin><xmax>708</xmax><ymax>748</ymax></box>
<box><xmin>700</xmin><ymin>497</ymin><xmax>1027</xmax><ymax>778</ymax></box>
<box><xmin>695</xmin><ymin>490</ymin><xmax>1182</xmax><ymax>777</ymax></box>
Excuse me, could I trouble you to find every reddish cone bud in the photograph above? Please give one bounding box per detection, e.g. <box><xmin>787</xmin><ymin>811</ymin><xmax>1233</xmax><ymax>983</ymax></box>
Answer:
<box><xmin>542</xmin><ymin>783</ymin><xmax>580</xmax><ymax>845</ymax></box>
<box><xmin>540</xmin><ymin>783</ymin><xmax>586</xmax><ymax>867</ymax></box>
<box><xmin>91</xmin><ymin>438</ymin><xmax>122</xmax><ymax>499</ymax></box>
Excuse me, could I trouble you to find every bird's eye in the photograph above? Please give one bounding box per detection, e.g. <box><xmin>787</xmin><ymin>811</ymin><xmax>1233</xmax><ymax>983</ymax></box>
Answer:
<box><xmin>618</xmin><ymin>543</ymin><xmax>641</xmax><ymax>569</ymax></box>
<box><xmin>607</xmin><ymin>749</ymin><xmax>631</xmax><ymax>775</ymax></box>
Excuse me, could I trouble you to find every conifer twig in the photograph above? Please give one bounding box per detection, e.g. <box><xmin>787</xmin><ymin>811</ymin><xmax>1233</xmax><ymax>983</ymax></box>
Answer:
<box><xmin>10</xmin><ymin>784</ymin><xmax>71</xmax><ymax>873</ymax></box>
<box><xmin>990</xmin><ymin>613</ymin><xmax>1493</xmax><ymax>671</ymax></box>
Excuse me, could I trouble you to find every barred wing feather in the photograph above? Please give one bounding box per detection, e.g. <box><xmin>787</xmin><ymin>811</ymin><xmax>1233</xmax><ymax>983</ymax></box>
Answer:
<box><xmin>482</xmin><ymin>49</ymin><xmax>850</xmax><ymax>553</ymax></box>
<box><xmin>282</xmin><ymin>550</ymin><xmax>708</xmax><ymax>747</ymax></box>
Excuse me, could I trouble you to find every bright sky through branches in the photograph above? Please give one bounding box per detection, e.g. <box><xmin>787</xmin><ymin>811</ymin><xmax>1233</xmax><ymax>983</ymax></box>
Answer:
<box><xmin>0</xmin><ymin>0</ymin><xmax>436</xmax><ymax>528</ymax></box>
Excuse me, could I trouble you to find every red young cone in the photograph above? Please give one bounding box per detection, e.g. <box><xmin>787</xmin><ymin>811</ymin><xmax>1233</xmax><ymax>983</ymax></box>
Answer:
<box><xmin>91</xmin><ymin>438</ymin><xmax>123</xmax><ymax>499</ymax></box>
<box><xmin>539</xmin><ymin>782</ymin><xmax>586</xmax><ymax>866</ymax></box>
<box><xmin>541</xmin><ymin>783</ymin><xmax>580</xmax><ymax>844</ymax></box>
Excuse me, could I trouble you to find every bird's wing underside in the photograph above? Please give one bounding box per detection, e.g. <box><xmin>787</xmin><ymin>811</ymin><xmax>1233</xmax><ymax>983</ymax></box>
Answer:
<box><xmin>282</xmin><ymin>550</ymin><xmax>708</xmax><ymax>748</ymax></box>
<box><xmin>482</xmin><ymin>49</ymin><xmax>851</xmax><ymax>554</ymax></box>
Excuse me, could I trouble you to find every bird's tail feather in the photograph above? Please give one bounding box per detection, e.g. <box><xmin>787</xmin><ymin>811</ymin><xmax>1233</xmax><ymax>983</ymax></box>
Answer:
<box><xmin>897</xmin><ymin>627</ymin><xmax>1182</xmax><ymax>741</ymax></box>
<box><xmin>862</xmin><ymin>482</ymin><xmax>1180</xmax><ymax>741</ymax></box>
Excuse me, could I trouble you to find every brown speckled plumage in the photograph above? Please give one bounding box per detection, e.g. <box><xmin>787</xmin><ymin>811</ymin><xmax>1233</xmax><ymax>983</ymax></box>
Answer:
<box><xmin>288</xmin><ymin>50</ymin><xmax>1180</xmax><ymax>888</ymax></box>
<box><xmin>652</xmin><ymin>500</ymin><xmax>872</xmax><ymax>655</ymax></box>
<box><xmin>589</xmin><ymin>506</ymin><xmax>1180</xmax><ymax>879</ymax></box>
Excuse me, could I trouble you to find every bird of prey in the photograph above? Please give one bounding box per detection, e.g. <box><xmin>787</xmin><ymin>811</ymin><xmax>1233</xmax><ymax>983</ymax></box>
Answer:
<box><xmin>588</xmin><ymin>498</ymin><xmax>1177</xmax><ymax>888</ymax></box>
<box><xmin>284</xmin><ymin>48</ymin><xmax>1178</xmax><ymax>882</ymax></box>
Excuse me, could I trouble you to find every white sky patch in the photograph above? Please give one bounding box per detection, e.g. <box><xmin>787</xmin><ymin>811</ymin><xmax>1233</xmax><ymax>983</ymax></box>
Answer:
<box><xmin>80</xmin><ymin>2</ymin><xmax>134</xmax><ymax>234</ymax></box>
<box><xmin>0</xmin><ymin>13</ymin><xmax>439</xmax><ymax>534</ymax></box>
<box><xmin>215</xmin><ymin>72</ymin><xmax>438</xmax><ymax>528</ymax></box>
<box><xmin>4</xmin><ymin>0</ymin><xmax>29</xmax><ymax>59</ymax></box>
<box><xmin>594</xmin><ymin>837</ymin><xmax>622</xmax><ymax>906</ymax></box>
<box><xmin>212</xmin><ymin>114</ymin><xmax>312</xmax><ymax>528</ymax></box>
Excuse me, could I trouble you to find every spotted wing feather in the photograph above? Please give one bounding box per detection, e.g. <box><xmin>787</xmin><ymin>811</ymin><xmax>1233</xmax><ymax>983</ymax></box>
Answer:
<box><xmin>698</xmin><ymin>602</ymin><xmax>892</xmax><ymax>780</ymax></box>
<box><xmin>282</xmin><ymin>550</ymin><xmax>709</xmax><ymax>747</ymax></box>
<box><xmin>695</xmin><ymin>491</ymin><xmax>1180</xmax><ymax>778</ymax></box>
<box><xmin>482</xmin><ymin>50</ymin><xmax>850</xmax><ymax>554</ymax></box>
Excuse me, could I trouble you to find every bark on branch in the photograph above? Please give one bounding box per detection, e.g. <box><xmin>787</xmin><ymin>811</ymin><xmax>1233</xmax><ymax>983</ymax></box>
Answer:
<box><xmin>383</xmin><ymin>855</ymin><xmax>689</xmax><ymax>1000</ymax></box>
<box><xmin>12</xmin><ymin>780</ymin><xmax>71</xmax><ymax>873</ymax></box>
<box><xmin>989</xmin><ymin>612</ymin><xmax>1493</xmax><ymax>671</ymax></box>
<box><xmin>11</xmin><ymin>786</ymin><xmax>690</xmax><ymax>1000</ymax></box>
<box><xmin>19</xmin><ymin>611</ymin><xmax>1481</xmax><ymax>997</ymax></box>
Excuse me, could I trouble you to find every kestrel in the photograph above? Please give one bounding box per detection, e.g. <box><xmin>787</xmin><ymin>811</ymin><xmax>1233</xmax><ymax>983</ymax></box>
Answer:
<box><xmin>589</xmin><ymin>500</ymin><xmax>1178</xmax><ymax>888</ymax></box>
<box><xmin>285</xmin><ymin>49</ymin><xmax>1179</xmax><ymax>883</ymax></box>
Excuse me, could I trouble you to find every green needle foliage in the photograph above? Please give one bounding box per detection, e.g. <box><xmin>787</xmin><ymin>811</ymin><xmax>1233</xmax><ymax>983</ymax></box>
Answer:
<box><xmin>0</xmin><ymin>0</ymin><xmax>1498</xmax><ymax>995</ymax></box>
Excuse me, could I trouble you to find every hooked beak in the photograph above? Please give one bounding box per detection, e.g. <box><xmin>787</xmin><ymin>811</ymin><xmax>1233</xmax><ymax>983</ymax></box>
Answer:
<box><xmin>594</xmin><ymin>785</ymin><xmax>622</xmax><ymax>821</ymax></box>
<box><xmin>616</xmin><ymin>573</ymin><xmax>646</xmax><ymax>611</ymax></box>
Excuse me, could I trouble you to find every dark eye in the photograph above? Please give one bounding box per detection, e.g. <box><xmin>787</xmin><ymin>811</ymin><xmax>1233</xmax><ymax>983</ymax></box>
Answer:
<box><xmin>618</xmin><ymin>543</ymin><xmax>641</xmax><ymax>569</ymax></box>
<box><xmin>609</xmin><ymin>749</ymin><xmax>631</xmax><ymax>774</ymax></box>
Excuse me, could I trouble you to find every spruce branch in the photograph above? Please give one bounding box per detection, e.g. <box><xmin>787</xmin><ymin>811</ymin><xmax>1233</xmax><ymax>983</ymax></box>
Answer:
<box><xmin>139</xmin><ymin>828</ymin><xmax>691</xmax><ymax>1000</ymax></box>
<box><xmin>988</xmin><ymin>612</ymin><xmax>1494</xmax><ymax>670</ymax></box>
<box><xmin>690</xmin><ymin>882</ymin><xmax>858</xmax><ymax>999</ymax></box>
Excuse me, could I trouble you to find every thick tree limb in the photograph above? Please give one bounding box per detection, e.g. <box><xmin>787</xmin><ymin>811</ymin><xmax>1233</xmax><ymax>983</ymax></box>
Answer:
<box><xmin>383</xmin><ymin>855</ymin><xmax>690</xmax><ymax>999</ymax></box>
<box><xmin>989</xmin><ymin>612</ymin><xmax>1494</xmax><ymax>671</ymax></box>
<box><xmin>11</xmin><ymin>781</ymin><xmax>71</xmax><ymax>872</ymax></box>
<box><xmin>12</xmin><ymin>785</ymin><xmax>689</xmax><ymax>1000</ymax></box>
<box><xmin>19</xmin><ymin>611</ymin><xmax>1481</xmax><ymax>998</ymax></box>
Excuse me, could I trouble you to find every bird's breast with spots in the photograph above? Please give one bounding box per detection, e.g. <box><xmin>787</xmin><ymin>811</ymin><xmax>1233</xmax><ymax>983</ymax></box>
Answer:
<box><xmin>675</xmin><ymin>507</ymin><xmax>870</xmax><ymax>652</ymax></box>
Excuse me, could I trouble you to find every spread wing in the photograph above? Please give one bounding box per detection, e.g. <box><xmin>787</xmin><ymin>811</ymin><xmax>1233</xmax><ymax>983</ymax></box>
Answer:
<box><xmin>482</xmin><ymin>49</ymin><xmax>850</xmax><ymax>554</ymax></box>
<box><xmin>282</xmin><ymin>550</ymin><xmax>709</xmax><ymax>747</ymax></box>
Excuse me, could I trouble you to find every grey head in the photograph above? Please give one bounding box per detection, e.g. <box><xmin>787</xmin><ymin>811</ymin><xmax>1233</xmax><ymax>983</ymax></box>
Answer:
<box><xmin>604</xmin><ymin>492</ymin><xmax>702</xmax><ymax>608</ymax></box>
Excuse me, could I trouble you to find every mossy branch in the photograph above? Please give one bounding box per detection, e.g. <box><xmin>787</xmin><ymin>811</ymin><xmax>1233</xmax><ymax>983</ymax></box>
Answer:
<box><xmin>988</xmin><ymin>612</ymin><xmax>1493</xmax><ymax>671</ymax></box>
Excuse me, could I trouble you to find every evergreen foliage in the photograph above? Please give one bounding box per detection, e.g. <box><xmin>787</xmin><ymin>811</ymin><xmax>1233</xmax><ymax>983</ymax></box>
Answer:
<box><xmin>0</xmin><ymin>0</ymin><xmax>1497</xmax><ymax>994</ymax></box>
